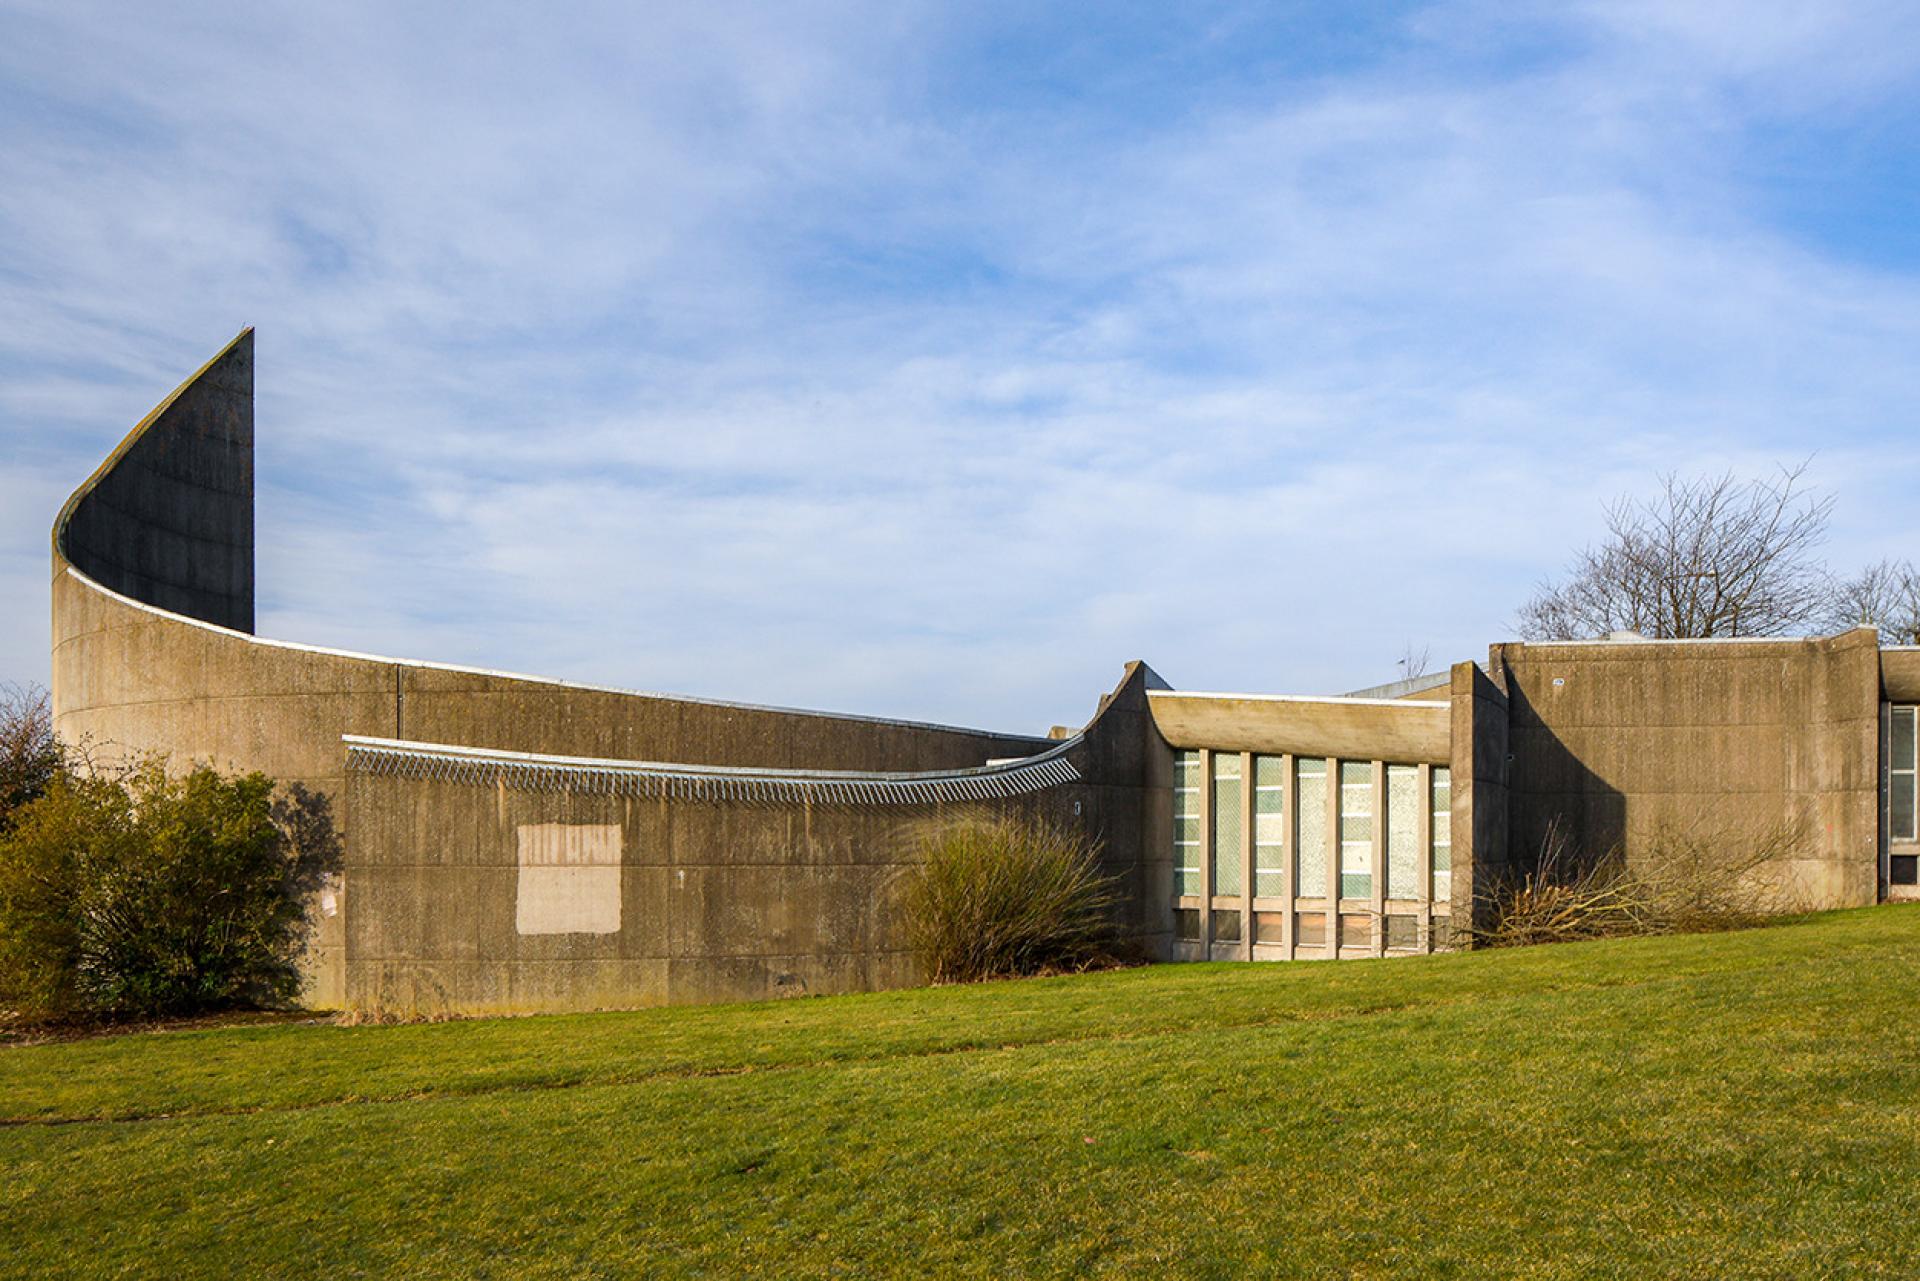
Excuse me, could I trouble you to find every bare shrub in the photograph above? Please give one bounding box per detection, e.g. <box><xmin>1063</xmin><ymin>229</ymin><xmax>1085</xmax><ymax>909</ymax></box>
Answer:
<box><xmin>903</xmin><ymin>814</ymin><xmax>1119</xmax><ymax>983</ymax></box>
<box><xmin>0</xmin><ymin>683</ymin><xmax>62</xmax><ymax>831</ymax></box>
<box><xmin>1478</xmin><ymin>815</ymin><xmax>1807</xmax><ymax>947</ymax></box>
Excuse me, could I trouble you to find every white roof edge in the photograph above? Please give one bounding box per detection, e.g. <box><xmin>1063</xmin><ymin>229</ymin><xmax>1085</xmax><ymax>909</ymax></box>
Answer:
<box><xmin>1146</xmin><ymin>690</ymin><xmax>1448</xmax><ymax>709</ymax></box>
<box><xmin>1510</xmin><ymin>631</ymin><xmax>1868</xmax><ymax>648</ymax></box>
<box><xmin>340</xmin><ymin>732</ymin><xmax>1080</xmax><ymax>781</ymax></box>
<box><xmin>64</xmin><ymin>565</ymin><xmax>1053</xmax><ymax>743</ymax></box>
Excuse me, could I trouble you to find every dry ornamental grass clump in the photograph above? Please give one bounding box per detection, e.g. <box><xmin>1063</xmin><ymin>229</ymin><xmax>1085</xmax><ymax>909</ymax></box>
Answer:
<box><xmin>903</xmin><ymin>814</ymin><xmax>1119</xmax><ymax>983</ymax></box>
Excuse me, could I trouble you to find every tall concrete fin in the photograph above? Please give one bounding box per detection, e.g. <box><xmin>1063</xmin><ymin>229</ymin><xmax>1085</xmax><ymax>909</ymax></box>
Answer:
<box><xmin>53</xmin><ymin>328</ymin><xmax>256</xmax><ymax>633</ymax></box>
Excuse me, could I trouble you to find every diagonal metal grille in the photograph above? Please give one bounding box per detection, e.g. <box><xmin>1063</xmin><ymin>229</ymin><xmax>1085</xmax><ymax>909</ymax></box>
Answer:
<box><xmin>343</xmin><ymin>736</ymin><xmax>1082</xmax><ymax>807</ymax></box>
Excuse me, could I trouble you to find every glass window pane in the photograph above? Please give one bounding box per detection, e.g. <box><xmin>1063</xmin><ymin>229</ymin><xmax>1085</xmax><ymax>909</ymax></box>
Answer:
<box><xmin>1295</xmin><ymin>758</ymin><xmax>1327</xmax><ymax>895</ymax></box>
<box><xmin>1897</xmin><ymin>708</ymin><xmax>1917</xmax><ymax>771</ymax></box>
<box><xmin>1253</xmin><ymin>912</ymin><xmax>1287</xmax><ymax>943</ymax></box>
<box><xmin>1210</xmin><ymin>911</ymin><xmax>1242</xmax><ymax>943</ymax></box>
<box><xmin>1387</xmin><ymin>764</ymin><xmax>1419</xmax><ymax>899</ymax></box>
<box><xmin>1431</xmin><ymin>765</ymin><xmax>1452</xmax><ymax>902</ymax></box>
<box><xmin>1384</xmin><ymin>915</ymin><xmax>1418</xmax><ymax>950</ymax></box>
<box><xmin>1174</xmin><ymin>908</ymin><xmax>1201</xmax><ymax>941</ymax></box>
<box><xmin>1252</xmin><ymin>754</ymin><xmax>1286</xmax><ymax>896</ymax></box>
<box><xmin>1339</xmin><ymin>760</ymin><xmax>1373</xmax><ymax>899</ymax></box>
<box><xmin>1212</xmin><ymin>753</ymin><xmax>1243</xmax><ymax>897</ymax></box>
<box><xmin>1173</xmin><ymin>750</ymin><xmax>1201</xmax><ymax>896</ymax></box>
<box><xmin>1895</xmin><ymin>773</ymin><xmax>1917</xmax><ymax>845</ymax></box>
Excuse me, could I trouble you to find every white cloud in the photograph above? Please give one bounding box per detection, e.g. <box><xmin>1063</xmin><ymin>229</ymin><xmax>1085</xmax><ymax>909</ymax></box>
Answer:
<box><xmin>4</xmin><ymin>2</ymin><xmax>1920</xmax><ymax>732</ymax></box>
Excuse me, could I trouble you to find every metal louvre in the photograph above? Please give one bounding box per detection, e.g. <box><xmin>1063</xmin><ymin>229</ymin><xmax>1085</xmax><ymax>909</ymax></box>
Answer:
<box><xmin>344</xmin><ymin>739</ymin><xmax>1082</xmax><ymax>807</ymax></box>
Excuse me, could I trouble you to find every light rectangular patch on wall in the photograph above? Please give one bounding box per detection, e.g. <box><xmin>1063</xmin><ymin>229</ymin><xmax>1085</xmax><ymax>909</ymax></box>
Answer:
<box><xmin>516</xmin><ymin>823</ymin><xmax>622</xmax><ymax>936</ymax></box>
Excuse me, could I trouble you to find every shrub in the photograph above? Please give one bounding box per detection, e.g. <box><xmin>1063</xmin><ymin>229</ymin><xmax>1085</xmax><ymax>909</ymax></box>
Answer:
<box><xmin>0</xmin><ymin>683</ymin><xmax>61</xmax><ymax>832</ymax></box>
<box><xmin>903</xmin><ymin>814</ymin><xmax>1118</xmax><ymax>983</ymax></box>
<box><xmin>0</xmin><ymin>759</ymin><xmax>340</xmax><ymax>1022</ymax></box>
<box><xmin>1478</xmin><ymin>816</ymin><xmax>1803</xmax><ymax>948</ymax></box>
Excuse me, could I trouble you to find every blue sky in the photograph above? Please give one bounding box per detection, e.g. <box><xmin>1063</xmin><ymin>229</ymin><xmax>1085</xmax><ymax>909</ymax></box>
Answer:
<box><xmin>5</xmin><ymin>1</ymin><xmax>1920</xmax><ymax>732</ymax></box>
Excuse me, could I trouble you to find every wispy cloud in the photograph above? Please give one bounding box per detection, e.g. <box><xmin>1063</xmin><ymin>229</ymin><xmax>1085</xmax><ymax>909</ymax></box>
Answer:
<box><xmin>4</xmin><ymin>1</ymin><xmax>1920</xmax><ymax>730</ymax></box>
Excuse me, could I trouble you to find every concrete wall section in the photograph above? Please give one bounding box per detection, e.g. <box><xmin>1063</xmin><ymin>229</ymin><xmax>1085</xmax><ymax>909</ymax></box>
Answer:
<box><xmin>1492</xmin><ymin>630</ymin><xmax>1882</xmax><ymax>909</ymax></box>
<box><xmin>1882</xmin><ymin>648</ymin><xmax>1920</xmax><ymax>703</ymax></box>
<box><xmin>342</xmin><ymin>664</ymin><xmax>1162</xmax><ymax>1014</ymax></box>
<box><xmin>55</xmin><ymin>329</ymin><xmax>254</xmax><ymax>634</ymax></box>
<box><xmin>49</xmin><ymin>334</ymin><xmax>1125</xmax><ymax>1009</ymax></box>
<box><xmin>1449</xmin><ymin>660</ymin><xmax>1511</xmax><ymax>934</ymax></box>
<box><xmin>1145</xmin><ymin>692</ymin><xmax>1450</xmax><ymax>764</ymax></box>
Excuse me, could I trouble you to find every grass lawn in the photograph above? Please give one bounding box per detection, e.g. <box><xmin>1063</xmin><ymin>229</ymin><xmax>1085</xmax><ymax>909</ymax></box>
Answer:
<box><xmin>5</xmin><ymin>907</ymin><xmax>1920</xmax><ymax>1278</ymax></box>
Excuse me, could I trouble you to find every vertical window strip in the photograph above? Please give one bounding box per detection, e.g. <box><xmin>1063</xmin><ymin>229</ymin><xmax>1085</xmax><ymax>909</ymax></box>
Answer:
<box><xmin>1894</xmin><ymin>708</ymin><xmax>1919</xmax><ymax>844</ymax></box>
<box><xmin>1212</xmin><ymin>752</ymin><xmax>1244</xmax><ymax>897</ymax></box>
<box><xmin>1431</xmin><ymin>766</ymin><xmax>1453</xmax><ymax>901</ymax></box>
<box><xmin>1253</xmin><ymin>754</ymin><xmax>1286</xmax><ymax>898</ymax></box>
<box><xmin>1339</xmin><ymin>760</ymin><xmax>1372</xmax><ymax>899</ymax></box>
<box><xmin>1386</xmin><ymin>764</ymin><xmax>1418</xmax><ymax>899</ymax></box>
<box><xmin>1173</xmin><ymin>751</ymin><xmax>1201</xmax><ymax>897</ymax></box>
<box><xmin>1296</xmin><ymin>757</ymin><xmax>1328</xmax><ymax>896</ymax></box>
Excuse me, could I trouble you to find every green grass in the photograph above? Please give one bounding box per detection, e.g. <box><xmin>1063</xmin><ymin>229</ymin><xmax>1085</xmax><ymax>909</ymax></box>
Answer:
<box><xmin>6</xmin><ymin>908</ymin><xmax>1920</xmax><ymax>1278</ymax></box>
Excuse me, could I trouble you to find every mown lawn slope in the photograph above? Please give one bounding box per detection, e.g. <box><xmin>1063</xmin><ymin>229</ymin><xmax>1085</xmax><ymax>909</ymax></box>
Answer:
<box><xmin>5</xmin><ymin>906</ymin><xmax>1920</xmax><ymax>1278</ymax></box>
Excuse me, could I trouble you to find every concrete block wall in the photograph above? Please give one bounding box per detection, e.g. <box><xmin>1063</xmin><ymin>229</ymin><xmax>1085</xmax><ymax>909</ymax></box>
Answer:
<box><xmin>1487</xmin><ymin>630</ymin><xmax>1882</xmax><ymax>909</ymax></box>
<box><xmin>51</xmin><ymin>332</ymin><xmax>1152</xmax><ymax>1012</ymax></box>
<box><xmin>341</xmin><ymin>665</ymin><xmax>1161</xmax><ymax>1015</ymax></box>
<box><xmin>1448</xmin><ymin>661</ymin><xmax>1511</xmax><ymax>934</ymax></box>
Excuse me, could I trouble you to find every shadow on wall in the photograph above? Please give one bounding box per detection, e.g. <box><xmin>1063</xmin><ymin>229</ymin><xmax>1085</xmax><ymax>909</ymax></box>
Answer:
<box><xmin>1502</xmin><ymin>676</ymin><xmax>1627</xmax><ymax>877</ymax></box>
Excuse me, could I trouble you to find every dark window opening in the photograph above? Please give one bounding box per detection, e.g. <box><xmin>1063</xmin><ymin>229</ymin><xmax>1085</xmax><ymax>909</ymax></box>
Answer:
<box><xmin>1893</xmin><ymin>856</ymin><xmax>1918</xmax><ymax>887</ymax></box>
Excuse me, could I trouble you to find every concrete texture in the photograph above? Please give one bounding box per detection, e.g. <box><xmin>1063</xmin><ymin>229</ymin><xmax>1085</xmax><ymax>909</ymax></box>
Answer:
<box><xmin>341</xmin><ymin>663</ymin><xmax>1163</xmax><ymax>1014</ymax></box>
<box><xmin>1882</xmin><ymin>648</ymin><xmax>1920</xmax><ymax>703</ymax></box>
<box><xmin>55</xmin><ymin>329</ymin><xmax>254</xmax><ymax>634</ymax></box>
<box><xmin>46</xmin><ymin>333</ymin><xmax>1911</xmax><ymax>1011</ymax></box>
<box><xmin>1449</xmin><ymin>660</ymin><xmax>1511</xmax><ymax>933</ymax></box>
<box><xmin>1145</xmin><ymin>692</ymin><xmax>1449</xmax><ymax>764</ymax></box>
<box><xmin>1489</xmin><ymin>631</ymin><xmax>1883</xmax><ymax>909</ymax></box>
<box><xmin>51</xmin><ymin>333</ymin><xmax>1158</xmax><ymax>1011</ymax></box>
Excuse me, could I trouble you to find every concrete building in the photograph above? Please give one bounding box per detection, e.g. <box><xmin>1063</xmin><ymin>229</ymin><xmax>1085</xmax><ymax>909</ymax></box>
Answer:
<box><xmin>46</xmin><ymin>332</ymin><xmax>1920</xmax><ymax>1015</ymax></box>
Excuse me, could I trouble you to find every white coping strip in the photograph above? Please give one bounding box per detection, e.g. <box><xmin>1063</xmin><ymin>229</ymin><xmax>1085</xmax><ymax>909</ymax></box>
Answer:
<box><xmin>1146</xmin><ymin>690</ymin><xmax>1449</xmax><ymax>710</ymax></box>
<box><xmin>1514</xmin><ymin>632</ymin><xmax>1866</xmax><ymax>647</ymax></box>
<box><xmin>63</xmin><ymin>565</ymin><xmax>1055</xmax><ymax>743</ymax></box>
<box><xmin>341</xmin><ymin>731</ymin><xmax>1081</xmax><ymax>782</ymax></box>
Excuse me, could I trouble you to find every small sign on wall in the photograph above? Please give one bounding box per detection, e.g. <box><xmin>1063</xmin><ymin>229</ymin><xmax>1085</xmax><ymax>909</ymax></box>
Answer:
<box><xmin>516</xmin><ymin>823</ymin><xmax>622</xmax><ymax>935</ymax></box>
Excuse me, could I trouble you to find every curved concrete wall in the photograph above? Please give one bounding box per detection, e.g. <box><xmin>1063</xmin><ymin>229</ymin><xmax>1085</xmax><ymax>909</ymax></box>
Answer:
<box><xmin>56</xmin><ymin>330</ymin><xmax>254</xmax><ymax>633</ymax></box>
<box><xmin>341</xmin><ymin>665</ymin><xmax>1161</xmax><ymax>1014</ymax></box>
<box><xmin>51</xmin><ymin>333</ymin><xmax>1152</xmax><ymax>1009</ymax></box>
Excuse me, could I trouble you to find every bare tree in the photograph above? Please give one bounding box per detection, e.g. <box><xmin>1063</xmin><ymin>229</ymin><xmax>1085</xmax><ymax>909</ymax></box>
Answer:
<box><xmin>0</xmin><ymin>683</ymin><xmax>62</xmax><ymax>829</ymax></box>
<box><xmin>1823</xmin><ymin>558</ymin><xmax>1920</xmax><ymax>643</ymax></box>
<box><xmin>1396</xmin><ymin>641</ymin><xmax>1431</xmax><ymax>681</ymax></box>
<box><xmin>1516</xmin><ymin>463</ymin><xmax>1835</xmax><ymax>640</ymax></box>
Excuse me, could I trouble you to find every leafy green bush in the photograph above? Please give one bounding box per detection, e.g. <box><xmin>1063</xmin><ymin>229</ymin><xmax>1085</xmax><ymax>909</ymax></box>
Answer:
<box><xmin>903</xmin><ymin>814</ymin><xmax>1118</xmax><ymax>983</ymax></box>
<box><xmin>0</xmin><ymin>760</ymin><xmax>340</xmax><ymax>1021</ymax></box>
